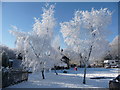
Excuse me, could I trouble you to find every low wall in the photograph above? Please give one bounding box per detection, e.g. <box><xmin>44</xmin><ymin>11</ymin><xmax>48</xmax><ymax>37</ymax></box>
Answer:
<box><xmin>2</xmin><ymin>69</ymin><xmax>28</xmax><ymax>88</ymax></box>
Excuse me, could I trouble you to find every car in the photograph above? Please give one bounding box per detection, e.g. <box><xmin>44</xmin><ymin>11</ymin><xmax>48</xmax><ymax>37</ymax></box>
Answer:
<box><xmin>109</xmin><ymin>75</ymin><xmax>120</xmax><ymax>89</ymax></box>
<box><xmin>111</xmin><ymin>65</ymin><xmax>119</xmax><ymax>68</ymax></box>
<box><xmin>105</xmin><ymin>65</ymin><xmax>111</xmax><ymax>68</ymax></box>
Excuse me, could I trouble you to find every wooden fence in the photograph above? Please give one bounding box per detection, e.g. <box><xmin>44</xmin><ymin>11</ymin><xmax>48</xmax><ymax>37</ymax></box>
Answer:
<box><xmin>2</xmin><ymin>69</ymin><xmax>28</xmax><ymax>88</ymax></box>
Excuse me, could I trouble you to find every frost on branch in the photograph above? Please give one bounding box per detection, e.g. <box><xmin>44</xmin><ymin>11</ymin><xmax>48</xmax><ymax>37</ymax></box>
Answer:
<box><xmin>9</xmin><ymin>25</ymin><xmax>28</xmax><ymax>57</ymax></box>
<box><xmin>33</xmin><ymin>4</ymin><xmax>55</xmax><ymax>39</ymax></box>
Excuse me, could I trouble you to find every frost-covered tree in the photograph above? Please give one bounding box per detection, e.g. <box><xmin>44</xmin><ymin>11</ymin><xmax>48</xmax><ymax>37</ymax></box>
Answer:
<box><xmin>0</xmin><ymin>44</ymin><xmax>16</xmax><ymax>59</ymax></box>
<box><xmin>51</xmin><ymin>35</ymin><xmax>62</xmax><ymax>75</ymax></box>
<box><xmin>60</xmin><ymin>8</ymin><xmax>112</xmax><ymax>84</ymax></box>
<box><xmin>109</xmin><ymin>35</ymin><xmax>120</xmax><ymax>59</ymax></box>
<box><xmin>10</xmin><ymin>4</ymin><xmax>56</xmax><ymax>79</ymax></box>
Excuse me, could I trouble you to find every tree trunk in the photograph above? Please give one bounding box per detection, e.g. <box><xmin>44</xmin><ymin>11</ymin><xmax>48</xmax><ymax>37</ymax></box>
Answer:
<box><xmin>79</xmin><ymin>53</ymin><xmax>83</xmax><ymax>68</ymax></box>
<box><xmin>54</xmin><ymin>69</ymin><xmax>58</xmax><ymax>75</ymax></box>
<box><xmin>83</xmin><ymin>64</ymin><xmax>87</xmax><ymax>84</ymax></box>
<box><xmin>83</xmin><ymin>45</ymin><xmax>93</xmax><ymax>84</ymax></box>
<box><xmin>54</xmin><ymin>66</ymin><xmax>58</xmax><ymax>75</ymax></box>
<box><xmin>41</xmin><ymin>69</ymin><xmax>45</xmax><ymax>79</ymax></box>
<box><xmin>79</xmin><ymin>61</ymin><xmax>81</xmax><ymax>67</ymax></box>
<box><xmin>67</xmin><ymin>62</ymin><xmax>70</xmax><ymax>69</ymax></box>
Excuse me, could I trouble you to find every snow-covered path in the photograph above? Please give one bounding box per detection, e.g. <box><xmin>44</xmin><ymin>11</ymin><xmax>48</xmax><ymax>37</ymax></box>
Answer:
<box><xmin>8</xmin><ymin>68</ymin><xmax>119</xmax><ymax>88</ymax></box>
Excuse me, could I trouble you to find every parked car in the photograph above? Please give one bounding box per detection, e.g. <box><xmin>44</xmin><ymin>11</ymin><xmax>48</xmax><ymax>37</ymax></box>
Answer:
<box><xmin>105</xmin><ymin>65</ymin><xmax>111</xmax><ymax>68</ymax></box>
<box><xmin>109</xmin><ymin>75</ymin><xmax>120</xmax><ymax>89</ymax></box>
<box><xmin>111</xmin><ymin>65</ymin><xmax>119</xmax><ymax>68</ymax></box>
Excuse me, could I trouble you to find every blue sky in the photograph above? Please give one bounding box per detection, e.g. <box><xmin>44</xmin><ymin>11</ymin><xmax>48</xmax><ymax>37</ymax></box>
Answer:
<box><xmin>2</xmin><ymin>2</ymin><xmax>118</xmax><ymax>49</ymax></box>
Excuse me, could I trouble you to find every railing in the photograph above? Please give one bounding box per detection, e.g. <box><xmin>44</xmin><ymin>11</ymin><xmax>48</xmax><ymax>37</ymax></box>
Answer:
<box><xmin>2</xmin><ymin>69</ymin><xmax>28</xmax><ymax>88</ymax></box>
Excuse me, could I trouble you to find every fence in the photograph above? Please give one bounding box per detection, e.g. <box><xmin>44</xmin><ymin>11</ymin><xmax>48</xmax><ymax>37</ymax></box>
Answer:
<box><xmin>2</xmin><ymin>69</ymin><xmax>28</xmax><ymax>88</ymax></box>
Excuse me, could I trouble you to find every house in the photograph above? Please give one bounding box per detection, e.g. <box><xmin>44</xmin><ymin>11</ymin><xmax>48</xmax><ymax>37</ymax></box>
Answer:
<box><xmin>9</xmin><ymin>59</ymin><xmax>23</xmax><ymax>69</ymax></box>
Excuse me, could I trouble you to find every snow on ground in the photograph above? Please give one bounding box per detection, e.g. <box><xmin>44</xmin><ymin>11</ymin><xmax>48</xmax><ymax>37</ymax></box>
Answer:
<box><xmin>8</xmin><ymin>68</ymin><xmax>119</xmax><ymax>88</ymax></box>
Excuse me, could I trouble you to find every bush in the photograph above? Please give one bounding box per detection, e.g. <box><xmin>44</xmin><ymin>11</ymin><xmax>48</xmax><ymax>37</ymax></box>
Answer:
<box><xmin>63</xmin><ymin>70</ymin><xmax>68</xmax><ymax>73</ymax></box>
<box><xmin>1</xmin><ymin>51</ymin><xmax>9</xmax><ymax>67</ymax></box>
